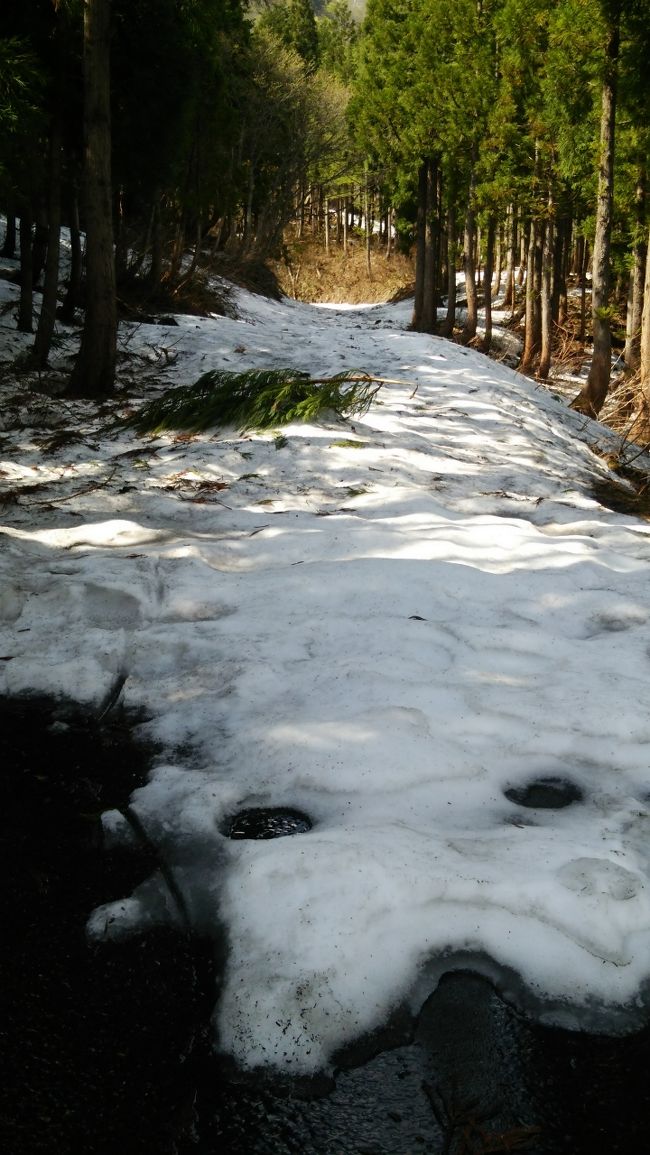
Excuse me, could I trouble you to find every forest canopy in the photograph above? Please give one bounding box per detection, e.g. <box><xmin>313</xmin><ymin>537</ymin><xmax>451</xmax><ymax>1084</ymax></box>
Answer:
<box><xmin>1</xmin><ymin>0</ymin><xmax>650</xmax><ymax>428</ymax></box>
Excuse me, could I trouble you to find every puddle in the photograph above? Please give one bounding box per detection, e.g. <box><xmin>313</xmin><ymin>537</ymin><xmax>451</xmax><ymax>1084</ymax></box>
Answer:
<box><xmin>224</xmin><ymin>806</ymin><xmax>313</xmax><ymax>839</ymax></box>
<box><xmin>3</xmin><ymin>693</ymin><xmax>650</xmax><ymax>1153</ymax></box>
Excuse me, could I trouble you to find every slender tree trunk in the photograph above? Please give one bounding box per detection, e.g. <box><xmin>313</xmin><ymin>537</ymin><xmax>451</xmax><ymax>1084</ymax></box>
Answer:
<box><xmin>539</xmin><ymin>197</ymin><xmax>555</xmax><ymax>379</ymax></box>
<box><xmin>572</xmin><ymin>14</ymin><xmax>620</xmax><ymax>416</ymax></box>
<box><xmin>32</xmin><ymin>213</ymin><xmax>49</xmax><ymax>287</ymax></box>
<box><xmin>441</xmin><ymin>197</ymin><xmax>458</xmax><ymax>337</ymax></box>
<box><xmin>68</xmin><ymin>0</ymin><xmax>116</xmax><ymax>397</ymax></box>
<box><xmin>494</xmin><ymin>221</ymin><xmax>504</xmax><ymax>297</ymax></box>
<box><xmin>482</xmin><ymin>216</ymin><xmax>496</xmax><ymax>354</ymax></box>
<box><xmin>17</xmin><ymin>211</ymin><xmax>34</xmax><ymax>333</ymax></box>
<box><xmin>521</xmin><ymin>218</ymin><xmax>543</xmax><ymax>373</ymax></box>
<box><xmin>60</xmin><ymin>181</ymin><xmax>82</xmax><ymax>323</ymax></box>
<box><xmin>640</xmin><ymin>223</ymin><xmax>650</xmax><ymax>424</ymax></box>
<box><xmin>422</xmin><ymin>158</ymin><xmax>437</xmax><ymax>332</ymax></box>
<box><xmin>517</xmin><ymin>222</ymin><xmax>528</xmax><ymax>286</ymax></box>
<box><xmin>503</xmin><ymin>204</ymin><xmax>517</xmax><ymax>312</ymax></box>
<box><xmin>411</xmin><ymin>160</ymin><xmax>427</xmax><ymax>329</ymax></box>
<box><xmin>579</xmin><ymin>239</ymin><xmax>589</xmax><ymax>343</ymax></box>
<box><xmin>30</xmin><ymin>115</ymin><xmax>63</xmax><ymax>367</ymax></box>
<box><xmin>364</xmin><ymin>163</ymin><xmax>372</xmax><ymax>280</ymax></box>
<box><xmin>553</xmin><ymin>210</ymin><xmax>571</xmax><ymax>326</ymax></box>
<box><xmin>461</xmin><ymin>151</ymin><xmax>478</xmax><ymax>344</ymax></box>
<box><xmin>624</xmin><ymin>170</ymin><xmax>646</xmax><ymax>371</ymax></box>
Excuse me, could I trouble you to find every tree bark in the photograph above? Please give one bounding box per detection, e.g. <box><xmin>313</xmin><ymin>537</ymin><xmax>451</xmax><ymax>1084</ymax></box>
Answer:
<box><xmin>539</xmin><ymin>201</ymin><xmax>554</xmax><ymax>380</ymax></box>
<box><xmin>421</xmin><ymin>157</ymin><xmax>437</xmax><ymax>332</ymax></box>
<box><xmin>571</xmin><ymin>14</ymin><xmax>620</xmax><ymax>417</ymax></box>
<box><xmin>624</xmin><ymin>170</ymin><xmax>646</xmax><ymax>371</ymax></box>
<box><xmin>411</xmin><ymin>160</ymin><xmax>427</xmax><ymax>329</ymax></box>
<box><xmin>460</xmin><ymin>151</ymin><xmax>478</xmax><ymax>345</ymax></box>
<box><xmin>60</xmin><ymin>181</ymin><xmax>82</xmax><ymax>323</ymax></box>
<box><xmin>68</xmin><ymin>0</ymin><xmax>117</xmax><ymax>398</ymax></box>
<box><xmin>502</xmin><ymin>203</ymin><xmax>517</xmax><ymax>312</ymax></box>
<box><xmin>17</xmin><ymin>212</ymin><xmax>34</xmax><ymax>333</ymax></box>
<box><xmin>30</xmin><ymin>114</ymin><xmax>63</xmax><ymax>368</ymax></box>
<box><xmin>482</xmin><ymin>216</ymin><xmax>496</xmax><ymax>354</ymax></box>
<box><xmin>638</xmin><ymin>223</ymin><xmax>650</xmax><ymax>434</ymax></box>
<box><xmin>440</xmin><ymin>197</ymin><xmax>458</xmax><ymax>338</ymax></box>
<box><xmin>520</xmin><ymin>218</ymin><xmax>542</xmax><ymax>374</ymax></box>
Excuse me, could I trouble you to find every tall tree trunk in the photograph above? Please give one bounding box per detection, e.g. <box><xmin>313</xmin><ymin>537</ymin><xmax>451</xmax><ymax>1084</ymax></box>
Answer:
<box><xmin>440</xmin><ymin>194</ymin><xmax>458</xmax><ymax>337</ymax></box>
<box><xmin>60</xmin><ymin>180</ymin><xmax>82</xmax><ymax>323</ymax></box>
<box><xmin>539</xmin><ymin>197</ymin><xmax>555</xmax><ymax>380</ymax></box>
<box><xmin>572</xmin><ymin>13</ymin><xmax>620</xmax><ymax>417</ymax></box>
<box><xmin>517</xmin><ymin>221</ymin><xmax>528</xmax><ymax>286</ymax></box>
<box><xmin>638</xmin><ymin>223</ymin><xmax>650</xmax><ymax>435</ymax></box>
<box><xmin>68</xmin><ymin>0</ymin><xmax>116</xmax><ymax>398</ymax></box>
<box><xmin>421</xmin><ymin>157</ymin><xmax>437</xmax><ymax>332</ymax></box>
<box><xmin>364</xmin><ymin>163</ymin><xmax>372</xmax><ymax>280</ymax></box>
<box><xmin>30</xmin><ymin>114</ymin><xmax>63</xmax><ymax>368</ymax></box>
<box><xmin>494</xmin><ymin>221</ymin><xmax>504</xmax><ymax>298</ymax></box>
<box><xmin>411</xmin><ymin>160</ymin><xmax>428</xmax><ymax>329</ymax></box>
<box><xmin>521</xmin><ymin>218</ymin><xmax>542</xmax><ymax>373</ymax></box>
<box><xmin>579</xmin><ymin>239</ymin><xmax>589</xmax><ymax>343</ymax></box>
<box><xmin>502</xmin><ymin>203</ymin><xmax>517</xmax><ymax>312</ymax></box>
<box><xmin>32</xmin><ymin>213</ymin><xmax>49</xmax><ymax>287</ymax></box>
<box><xmin>17</xmin><ymin>211</ymin><xmax>34</xmax><ymax>333</ymax></box>
<box><xmin>460</xmin><ymin>151</ymin><xmax>478</xmax><ymax>344</ymax></box>
<box><xmin>553</xmin><ymin>210</ymin><xmax>571</xmax><ymax>326</ymax></box>
<box><xmin>482</xmin><ymin>216</ymin><xmax>496</xmax><ymax>354</ymax></box>
<box><xmin>624</xmin><ymin>170</ymin><xmax>646</xmax><ymax>371</ymax></box>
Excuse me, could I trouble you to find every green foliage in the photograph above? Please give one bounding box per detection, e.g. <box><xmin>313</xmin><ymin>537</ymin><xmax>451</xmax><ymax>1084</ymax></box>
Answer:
<box><xmin>117</xmin><ymin>367</ymin><xmax>382</xmax><ymax>434</ymax></box>
<box><xmin>317</xmin><ymin>0</ymin><xmax>359</xmax><ymax>83</ymax></box>
<box><xmin>257</xmin><ymin>0</ymin><xmax>320</xmax><ymax>71</ymax></box>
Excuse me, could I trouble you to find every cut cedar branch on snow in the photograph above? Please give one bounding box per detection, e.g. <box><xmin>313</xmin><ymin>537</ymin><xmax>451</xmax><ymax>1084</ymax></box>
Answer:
<box><xmin>115</xmin><ymin>367</ymin><xmax>384</xmax><ymax>435</ymax></box>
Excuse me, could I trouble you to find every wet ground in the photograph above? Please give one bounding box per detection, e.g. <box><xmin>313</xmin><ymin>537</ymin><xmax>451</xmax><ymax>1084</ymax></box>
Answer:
<box><xmin>2</xmin><ymin>693</ymin><xmax>650</xmax><ymax>1154</ymax></box>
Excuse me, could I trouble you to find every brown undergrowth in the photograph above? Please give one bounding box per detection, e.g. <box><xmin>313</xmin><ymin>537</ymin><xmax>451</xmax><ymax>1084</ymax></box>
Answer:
<box><xmin>270</xmin><ymin>231</ymin><xmax>415</xmax><ymax>304</ymax></box>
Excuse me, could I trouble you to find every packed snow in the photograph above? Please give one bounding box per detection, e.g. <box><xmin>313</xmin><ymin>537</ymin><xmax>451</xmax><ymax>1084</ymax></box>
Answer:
<box><xmin>2</xmin><ymin>268</ymin><xmax>650</xmax><ymax>1076</ymax></box>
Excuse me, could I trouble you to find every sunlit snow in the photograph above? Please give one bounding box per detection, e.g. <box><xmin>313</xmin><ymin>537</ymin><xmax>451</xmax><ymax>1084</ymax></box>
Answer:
<box><xmin>2</xmin><ymin>273</ymin><xmax>650</xmax><ymax>1075</ymax></box>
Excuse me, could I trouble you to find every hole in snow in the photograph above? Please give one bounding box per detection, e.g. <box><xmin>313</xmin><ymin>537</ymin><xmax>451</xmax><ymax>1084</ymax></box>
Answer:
<box><xmin>504</xmin><ymin>777</ymin><xmax>583</xmax><ymax>810</ymax></box>
<box><xmin>224</xmin><ymin>806</ymin><xmax>312</xmax><ymax>840</ymax></box>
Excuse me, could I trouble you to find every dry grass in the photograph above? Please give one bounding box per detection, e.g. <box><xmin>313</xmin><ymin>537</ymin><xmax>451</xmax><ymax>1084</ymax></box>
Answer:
<box><xmin>270</xmin><ymin>230</ymin><xmax>415</xmax><ymax>305</ymax></box>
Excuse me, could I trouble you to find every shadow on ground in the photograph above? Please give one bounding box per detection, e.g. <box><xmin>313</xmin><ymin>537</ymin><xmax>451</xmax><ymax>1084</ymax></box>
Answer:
<box><xmin>2</xmin><ymin>694</ymin><xmax>650</xmax><ymax>1154</ymax></box>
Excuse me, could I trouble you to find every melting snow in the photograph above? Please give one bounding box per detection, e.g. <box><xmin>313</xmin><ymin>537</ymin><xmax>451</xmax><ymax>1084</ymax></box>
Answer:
<box><xmin>2</xmin><ymin>275</ymin><xmax>650</xmax><ymax>1074</ymax></box>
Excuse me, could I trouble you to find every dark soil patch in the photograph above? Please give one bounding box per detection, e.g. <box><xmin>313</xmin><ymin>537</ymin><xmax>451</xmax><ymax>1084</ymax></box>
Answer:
<box><xmin>0</xmin><ymin>694</ymin><xmax>214</xmax><ymax>1155</ymax></box>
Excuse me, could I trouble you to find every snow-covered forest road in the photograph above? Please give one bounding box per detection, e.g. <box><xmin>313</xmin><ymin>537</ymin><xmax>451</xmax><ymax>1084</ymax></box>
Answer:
<box><xmin>2</xmin><ymin>276</ymin><xmax>650</xmax><ymax>1076</ymax></box>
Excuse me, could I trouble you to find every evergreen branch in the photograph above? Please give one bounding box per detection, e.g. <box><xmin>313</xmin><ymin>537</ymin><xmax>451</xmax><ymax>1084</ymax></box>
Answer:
<box><xmin>113</xmin><ymin>367</ymin><xmax>385</xmax><ymax>436</ymax></box>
